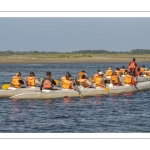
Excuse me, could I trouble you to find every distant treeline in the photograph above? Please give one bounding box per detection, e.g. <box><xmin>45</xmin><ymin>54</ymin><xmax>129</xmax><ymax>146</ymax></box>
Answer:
<box><xmin>0</xmin><ymin>49</ymin><xmax>150</xmax><ymax>55</ymax></box>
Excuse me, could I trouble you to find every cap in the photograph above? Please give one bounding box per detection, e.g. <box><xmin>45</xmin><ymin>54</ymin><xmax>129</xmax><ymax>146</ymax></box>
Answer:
<box><xmin>98</xmin><ymin>72</ymin><xmax>103</xmax><ymax>75</ymax></box>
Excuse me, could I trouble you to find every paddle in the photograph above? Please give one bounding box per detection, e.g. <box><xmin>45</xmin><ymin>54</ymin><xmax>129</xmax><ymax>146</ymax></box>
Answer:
<box><xmin>2</xmin><ymin>83</ymin><xmax>11</xmax><ymax>90</ymax></box>
<box><xmin>74</xmin><ymin>79</ymin><xmax>83</xmax><ymax>97</ymax></box>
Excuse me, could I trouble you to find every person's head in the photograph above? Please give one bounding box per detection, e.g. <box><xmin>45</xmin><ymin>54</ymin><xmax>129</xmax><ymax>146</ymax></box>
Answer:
<box><xmin>66</xmin><ymin>72</ymin><xmax>72</xmax><ymax>80</ymax></box>
<box><xmin>46</xmin><ymin>71</ymin><xmax>51</xmax><ymax>77</ymax></box>
<box><xmin>97</xmin><ymin>71</ymin><xmax>103</xmax><ymax>76</ymax></box>
<box><xmin>97</xmin><ymin>70</ymin><xmax>100</xmax><ymax>73</ymax></box>
<box><xmin>116</xmin><ymin>67</ymin><xmax>120</xmax><ymax>71</ymax></box>
<box><xmin>133</xmin><ymin>58</ymin><xmax>136</xmax><ymax>61</ymax></box>
<box><xmin>124</xmin><ymin>70</ymin><xmax>128</xmax><ymax>75</ymax></box>
<box><xmin>81</xmin><ymin>70</ymin><xmax>85</xmax><ymax>73</ymax></box>
<box><xmin>142</xmin><ymin>65</ymin><xmax>145</xmax><ymax>68</ymax></box>
<box><xmin>16</xmin><ymin>72</ymin><xmax>21</xmax><ymax>77</ymax></box>
<box><xmin>137</xmin><ymin>68</ymin><xmax>140</xmax><ymax>71</ymax></box>
<box><xmin>108</xmin><ymin>67</ymin><xmax>112</xmax><ymax>70</ymax></box>
<box><xmin>29</xmin><ymin>72</ymin><xmax>35</xmax><ymax>77</ymax></box>
<box><xmin>81</xmin><ymin>74</ymin><xmax>86</xmax><ymax>79</ymax></box>
<box><xmin>122</xmin><ymin>66</ymin><xmax>125</xmax><ymax>69</ymax></box>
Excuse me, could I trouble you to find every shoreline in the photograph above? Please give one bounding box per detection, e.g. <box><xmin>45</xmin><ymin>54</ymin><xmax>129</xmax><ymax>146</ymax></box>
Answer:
<box><xmin>0</xmin><ymin>57</ymin><xmax>149</xmax><ymax>64</ymax></box>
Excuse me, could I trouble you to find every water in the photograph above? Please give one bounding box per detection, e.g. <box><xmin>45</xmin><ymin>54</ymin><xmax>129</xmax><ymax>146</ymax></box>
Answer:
<box><xmin>0</xmin><ymin>62</ymin><xmax>150</xmax><ymax>133</ymax></box>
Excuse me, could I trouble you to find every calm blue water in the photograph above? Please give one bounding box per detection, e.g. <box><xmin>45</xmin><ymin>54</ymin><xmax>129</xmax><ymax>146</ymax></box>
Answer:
<box><xmin>0</xmin><ymin>62</ymin><xmax>150</xmax><ymax>133</ymax></box>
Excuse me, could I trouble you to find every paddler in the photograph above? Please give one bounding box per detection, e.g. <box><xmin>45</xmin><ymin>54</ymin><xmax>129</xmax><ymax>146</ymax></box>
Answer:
<box><xmin>110</xmin><ymin>72</ymin><xmax>120</xmax><ymax>86</ymax></box>
<box><xmin>123</xmin><ymin>71</ymin><xmax>135</xmax><ymax>86</ymax></box>
<box><xmin>24</xmin><ymin>72</ymin><xmax>39</xmax><ymax>87</ymax></box>
<box><xmin>93</xmin><ymin>71</ymin><xmax>105</xmax><ymax>88</ymax></box>
<box><xmin>40</xmin><ymin>71</ymin><xmax>56</xmax><ymax>91</ymax></box>
<box><xmin>11</xmin><ymin>72</ymin><xmax>24</xmax><ymax>88</ymax></box>
<box><xmin>105</xmin><ymin>67</ymin><xmax>112</xmax><ymax>84</ymax></box>
<box><xmin>61</xmin><ymin>72</ymin><xmax>75</xmax><ymax>89</ymax></box>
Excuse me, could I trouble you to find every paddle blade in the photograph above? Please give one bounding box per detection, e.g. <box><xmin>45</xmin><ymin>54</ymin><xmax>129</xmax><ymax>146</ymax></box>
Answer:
<box><xmin>2</xmin><ymin>84</ymin><xmax>11</xmax><ymax>90</ymax></box>
<box><xmin>105</xmin><ymin>87</ymin><xmax>109</xmax><ymax>92</ymax></box>
<box><xmin>55</xmin><ymin>80</ymin><xmax>59</xmax><ymax>85</ymax></box>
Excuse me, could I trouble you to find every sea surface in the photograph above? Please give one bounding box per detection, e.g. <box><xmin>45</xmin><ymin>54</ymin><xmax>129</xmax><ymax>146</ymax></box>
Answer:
<box><xmin>0</xmin><ymin>62</ymin><xmax>150</xmax><ymax>133</ymax></box>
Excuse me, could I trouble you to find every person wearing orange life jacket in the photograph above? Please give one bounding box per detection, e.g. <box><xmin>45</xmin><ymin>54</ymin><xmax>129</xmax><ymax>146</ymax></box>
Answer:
<box><xmin>120</xmin><ymin>66</ymin><xmax>126</xmax><ymax>76</ymax></box>
<box><xmin>78</xmin><ymin>74</ymin><xmax>92</xmax><ymax>88</ymax></box>
<box><xmin>136</xmin><ymin>68</ymin><xmax>142</xmax><ymax>77</ymax></box>
<box><xmin>140</xmin><ymin>65</ymin><xmax>145</xmax><ymax>73</ymax></box>
<box><xmin>93</xmin><ymin>71</ymin><xmax>105</xmax><ymax>88</ymax></box>
<box><xmin>40</xmin><ymin>71</ymin><xmax>56</xmax><ymax>91</ymax></box>
<box><xmin>78</xmin><ymin>70</ymin><xmax>86</xmax><ymax>79</ymax></box>
<box><xmin>105</xmin><ymin>67</ymin><xmax>112</xmax><ymax>84</ymax></box>
<box><xmin>11</xmin><ymin>72</ymin><xmax>24</xmax><ymax>88</ymax></box>
<box><xmin>115</xmin><ymin>67</ymin><xmax>120</xmax><ymax>77</ymax></box>
<box><xmin>61</xmin><ymin>73</ymin><xmax>75</xmax><ymax>89</ymax></box>
<box><xmin>128</xmin><ymin>58</ymin><xmax>138</xmax><ymax>77</ymax></box>
<box><xmin>105</xmin><ymin>67</ymin><xmax>112</xmax><ymax>78</ymax></box>
<box><xmin>110</xmin><ymin>72</ymin><xmax>120</xmax><ymax>86</ymax></box>
<box><xmin>123</xmin><ymin>71</ymin><xmax>135</xmax><ymax>86</ymax></box>
<box><xmin>24</xmin><ymin>72</ymin><xmax>37</xmax><ymax>87</ymax></box>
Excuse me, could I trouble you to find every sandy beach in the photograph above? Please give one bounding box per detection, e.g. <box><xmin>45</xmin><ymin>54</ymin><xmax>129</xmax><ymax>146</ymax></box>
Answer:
<box><xmin>0</xmin><ymin>56</ymin><xmax>149</xmax><ymax>64</ymax></box>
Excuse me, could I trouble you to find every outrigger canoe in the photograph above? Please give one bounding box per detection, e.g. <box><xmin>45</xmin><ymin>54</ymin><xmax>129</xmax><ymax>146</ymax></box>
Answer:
<box><xmin>0</xmin><ymin>76</ymin><xmax>150</xmax><ymax>99</ymax></box>
<box><xmin>9</xmin><ymin>81</ymin><xmax>150</xmax><ymax>100</ymax></box>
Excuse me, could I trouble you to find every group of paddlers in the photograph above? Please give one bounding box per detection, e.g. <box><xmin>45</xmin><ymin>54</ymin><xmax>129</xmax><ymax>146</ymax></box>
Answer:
<box><xmin>10</xmin><ymin>58</ymin><xmax>149</xmax><ymax>91</ymax></box>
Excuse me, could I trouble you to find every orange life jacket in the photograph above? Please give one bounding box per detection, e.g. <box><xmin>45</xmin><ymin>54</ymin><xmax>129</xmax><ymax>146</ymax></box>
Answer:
<box><xmin>111</xmin><ymin>75</ymin><xmax>119</xmax><ymax>86</ymax></box>
<box><xmin>120</xmin><ymin>69</ymin><xmax>125</xmax><ymax>74</ymax></box>
<box><xmin>124</xmin><ymin>75</ymin><xmax>135</xmax><ymax>85</ymax></box>
<box><xmin>27</xmin><ymin>77</ymin><xmax>36</xmax><ymax>87</ymax></box>
<box><xmin>61</xmin><ymin>76</ymin><xmax>66</xmax><ymax>81</ymax></box>
<box><xmin>43</xmin><ymin>79</ymin><xmax>53</xmax><ymax>89</ymax></box>
<box><xmin>129</xmin><ymin>62</ymin><xmax>136</xmax><ymax>69</ymax></box>
<box><xmin>12</xmin><ymin>76</ymin><xmax>21</xmax><ymax>88</ymax></box>
<box><xmin>140</xmin><ymin>67</ymin><xmax>145</xmax><ymax>73</ymax></box>
<box><xmin>62</xmin><ymin>79</ymin><xmax>73</xmax><ymax>89</ymax></box>
<box><xmin>115</xmin><ymin>70</ymin><xmax>120</xmax><ymax>77</ymax></box>
<box><xmin>93</xmin><ymin>74</ymin><xmax>104</xmax><ymax>87</ymax></box>
<box><xmin>105</xmin><ymin>70</ymin><xmax>112</xmax><ymax>76</ymax></box>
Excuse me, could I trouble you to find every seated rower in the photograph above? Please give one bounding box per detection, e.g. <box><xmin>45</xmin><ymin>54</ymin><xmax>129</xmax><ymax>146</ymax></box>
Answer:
<box><xmin>40</xmin><ymin>71</ymin><xmax>56</xmax><ymax>91</ymax></box>
<box><xmin>93</xmin><ymin>71</ymin><xmax>105</xmax><ymax>88</ymax></box>
<box><xmin>78</xmin><ymin>74</ymin><xmax>93</xmax><ymax>88</ymax></box>
<box><xmin>24</xmin><ymin>72</ymin><xmax>37</xmax><ymax>87</ymax></box>
<box><xmin>11</xmin><ymin>72</ymin><xmax>24</xmax><ymax>88</ymax></box>
<box><xmin>140</xmin><ymin>65</ymin><xmax>145</xmax><ymax>73</ymax></box>
<box><xmin>115</xmin><ymin>67</ymin><xmax>120</xmax><ymax>77</ymax></box>
<box><xmin>61</xmin><ymin>73</ymin><xmax>75</xmax><ymax>89</ymax></box>
<box><xmin>136</xmin><ymin>68</ymin><xmax>142</xmax><ymax>77</ymax></box>
<box><xmin>110</xmin><ymin>72</ymin><xmax>120</xmax><ymax>86</ymax></box>
<box><xmin>105</xmin><ymin>67</ymin><xmax>112</xmax><ymax>84</ymax></box>
<box><xmin>123</xmin><ymin>71</ymin><xmax>135</xmax><ymax>86</ymax></box>
<box><xmin>78</xmin><ymin>70</ymin><xmax>87</xmax><ymax>79</ymax></box>
<box><xmin>120</xmin><ymin>66</ymin><xmax>126</xmax><ymax>76</ymax></box>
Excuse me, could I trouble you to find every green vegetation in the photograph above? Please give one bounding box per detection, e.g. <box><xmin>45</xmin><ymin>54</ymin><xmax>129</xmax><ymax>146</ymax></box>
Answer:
<box><xmin>0</xmin><ymin>49</ymin><xmax>150</xmax><ymax>59</ymax></box>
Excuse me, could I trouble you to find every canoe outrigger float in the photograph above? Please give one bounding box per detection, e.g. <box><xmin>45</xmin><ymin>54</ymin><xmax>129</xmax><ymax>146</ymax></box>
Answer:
<box><xmin>0</xmin><ymin>76</ymin><xmax>150</xmax><ymax>100</ymax></box>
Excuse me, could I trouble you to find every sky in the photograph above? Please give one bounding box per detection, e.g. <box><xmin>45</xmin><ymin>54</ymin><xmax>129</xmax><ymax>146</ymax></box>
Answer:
<box><xmin>1</xmin><ymin>17</ymin><xmax>150</xmax><ymax>52</ymax></box>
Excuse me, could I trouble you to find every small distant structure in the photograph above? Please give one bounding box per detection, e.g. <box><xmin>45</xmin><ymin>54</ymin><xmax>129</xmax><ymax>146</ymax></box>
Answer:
<box><xmin>145</xmin><ymin>57</ymin><xmax>147</xmax><ymax>61</ymax></box>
